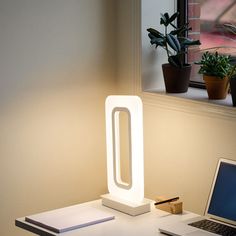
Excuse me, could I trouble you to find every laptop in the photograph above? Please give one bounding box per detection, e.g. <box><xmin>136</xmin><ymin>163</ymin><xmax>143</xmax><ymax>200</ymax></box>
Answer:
<box><xmin>159</xmin><ymin>158</ymin><xmax>236</xmax><ymax>236</ymax></box>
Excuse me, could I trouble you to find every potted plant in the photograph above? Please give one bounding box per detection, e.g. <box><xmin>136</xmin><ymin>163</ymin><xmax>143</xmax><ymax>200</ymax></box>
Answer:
<box><xmin>147</xmin><ymin>12</ymin><xmax>201</xmax><ymax>93</ymax></box>
<box><xmin>228</xmin><ymin>62</ymin><xmax>236</xmax><ymax>106</ymax></box>
<box><xmin>195</xmin><ymin>51</ymin><xmax>232</xmax><ymax>99</ymax></box>
<box><xmin>222</xmin><ymin>23</ymin><xmax>236</xmax><ymax>106</ymax></box>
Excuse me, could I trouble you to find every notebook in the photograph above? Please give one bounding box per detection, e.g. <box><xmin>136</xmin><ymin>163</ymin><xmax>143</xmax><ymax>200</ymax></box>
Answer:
<box><xmin>25</xmin><ymin>204</ymin><xmax>115</xmax><ymax>233</ymax></box>
<box><xmin>159</xmin><ymin>158</ymin><xmax>236</xmax><ymax>236</ymax></box>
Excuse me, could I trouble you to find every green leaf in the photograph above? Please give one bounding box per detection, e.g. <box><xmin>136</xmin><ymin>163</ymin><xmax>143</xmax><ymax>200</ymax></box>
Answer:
<box><xmin>160</xmin><ymin>13</ymin><xmax>169</xmax><ymax>26</ymax></box>
<box><xmin>181</xmin><ymin>39</ymin><xmax>201</xmax><ymax>49</ymax></box>
<box><xmin>147</xmin><ymin>28</ymin><xmax>164</xmax><ymax>39</ymax></box>
<box><xmin>148</xmin><ymin>33</ymin><xmax>165</xmax><ymax>47</ymax></box>
<box><xmin>169</xmin><ymin>12</ymin><xmax>179</xmax><ymax>24</ymax></box>
<box><xmin>166</xmin><ymin>34</ymin><xmax>181</xmax><ymax>52</ymax></box>
<box><xmin>146</xmin><ymin>11</ymin><xmax>202</xmax><ymax>68</ymax></box>
<box><xmin>195</xmin><ymin>51</ymin><xmax>232</xmax><ymax>78</ymax></box>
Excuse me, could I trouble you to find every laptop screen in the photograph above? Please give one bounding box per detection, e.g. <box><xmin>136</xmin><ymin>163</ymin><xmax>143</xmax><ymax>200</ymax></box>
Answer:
<box><xmin>206</xmin><ymin>159</ymin><xmax>236</xmax><ymax>225</ymax></box>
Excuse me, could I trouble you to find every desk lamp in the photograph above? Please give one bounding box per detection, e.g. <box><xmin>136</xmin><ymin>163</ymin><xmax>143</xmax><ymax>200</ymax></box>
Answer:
<box><xmin>101</xmin><ymin>95</ymin><xmax>150</xmax><ymax>216</ymax></box>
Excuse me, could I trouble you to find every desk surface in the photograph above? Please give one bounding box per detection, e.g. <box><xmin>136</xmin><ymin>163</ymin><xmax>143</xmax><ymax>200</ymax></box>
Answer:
<box><xmin>15</xmin><ymin>199</ymin><xmax>198</xmax><ymax>236</ymax></box>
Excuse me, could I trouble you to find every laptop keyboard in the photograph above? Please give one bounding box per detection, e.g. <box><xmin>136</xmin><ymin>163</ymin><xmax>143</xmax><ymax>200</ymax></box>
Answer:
<box><xmin>189</xmin><ymin>219</ymin><xmax>236</xmax><ymax>236</ymax></box>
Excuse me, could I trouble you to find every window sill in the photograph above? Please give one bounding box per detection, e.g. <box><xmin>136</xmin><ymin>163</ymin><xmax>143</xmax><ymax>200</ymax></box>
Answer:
<box><xmin>142</xmin><ymin>87</ymin><xmax>236</xmax><ymax>120</ymax></box>
<box><xmin>145</xmin><ymin>87</ymin><xmax>233</xmax><ymax>107</ymax></box>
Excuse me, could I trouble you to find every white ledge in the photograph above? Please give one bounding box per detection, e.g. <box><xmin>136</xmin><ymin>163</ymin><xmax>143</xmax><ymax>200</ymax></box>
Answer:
<box><xmin>141</xmin><ymin>87</ymin><xmax>236</xmax><ymax>120</ymax></box>
<box><xmin>145</xmin><ymin>87</ymin><xmax>233</xmax><ymax>107</ymax></box>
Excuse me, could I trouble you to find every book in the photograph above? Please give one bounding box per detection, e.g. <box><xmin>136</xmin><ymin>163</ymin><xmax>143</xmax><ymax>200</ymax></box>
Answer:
<box><xmin>25</xmin><ymin>204</ymin><xmax>115</xmax><ymax>233</ymax></box>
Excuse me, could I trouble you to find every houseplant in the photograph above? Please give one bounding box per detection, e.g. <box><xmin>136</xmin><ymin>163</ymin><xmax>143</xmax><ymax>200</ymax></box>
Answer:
<box><xmin>195</xmin><ymin>51</ymin><xmax>232</xmax><ymax>99</ymax></box>
<box><xmin>229</xmin><ymin>65</ymin><xmax>236</xmax><ymax>106</ymax></box>
<box><xmin>147</xmin><ymin>12</ymin><xmax>201</xmax><ymax>93</ymax></box>
<box><xmin>223</xmin><ymin>23</ymin><xmax>236</xmax><ymax>106</ymax></box>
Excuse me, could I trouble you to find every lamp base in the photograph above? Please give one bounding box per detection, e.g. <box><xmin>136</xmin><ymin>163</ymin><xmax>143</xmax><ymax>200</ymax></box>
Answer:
<box><xmin>101</xmin><ymin>194</ymin><xmax>151</xmax><ymax>216</ymax></box>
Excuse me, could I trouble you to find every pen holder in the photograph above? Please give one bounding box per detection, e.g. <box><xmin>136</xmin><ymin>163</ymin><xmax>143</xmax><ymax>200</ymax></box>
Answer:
<box><xmin>155</xmin><ymin>196</ymin><xmax>183</xmax><ymax>214</ymax></box>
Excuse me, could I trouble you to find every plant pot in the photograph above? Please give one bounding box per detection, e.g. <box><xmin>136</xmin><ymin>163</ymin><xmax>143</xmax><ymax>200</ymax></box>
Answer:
<box><xmin>203</xmin><ymin>75</ymin><xmax>229</xmax><ymax>99</ymax></box>
<box><xmin>162</xmin><ymin>63</ymin><xmax>191</xmax><ymax>93</ymax></box>
<box><xmin>230</xmin><ymin>78</ymin><xmax>236</xmax><ymax>106</ymax></box>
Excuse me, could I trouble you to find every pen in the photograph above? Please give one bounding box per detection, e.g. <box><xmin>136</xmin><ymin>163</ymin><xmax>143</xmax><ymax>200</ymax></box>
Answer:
<box><xmin>154</xmin><ymin>197</ymin><xmax>179</xmax><ymax>205</ymax></box>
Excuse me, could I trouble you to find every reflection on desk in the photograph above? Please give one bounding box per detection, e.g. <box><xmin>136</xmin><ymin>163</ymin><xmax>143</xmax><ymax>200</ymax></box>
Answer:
<box><xmin>15</xmin><ymin>199</ymin><xmax>199</xmax><ymax>236</ymax></box>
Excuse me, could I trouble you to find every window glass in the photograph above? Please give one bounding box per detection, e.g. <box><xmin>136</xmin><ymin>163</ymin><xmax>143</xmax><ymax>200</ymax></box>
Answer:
<box><xmin>188</xmin><ymin>0</ymin><xmax>236</xmax><ymax>87</ymax></box>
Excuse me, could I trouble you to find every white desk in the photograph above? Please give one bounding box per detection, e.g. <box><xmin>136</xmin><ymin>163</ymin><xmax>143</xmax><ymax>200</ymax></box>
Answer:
<box><xmin>15</xmin><ymin>199</ymin><xmax>198</xmax><ymax>236</ymax></box>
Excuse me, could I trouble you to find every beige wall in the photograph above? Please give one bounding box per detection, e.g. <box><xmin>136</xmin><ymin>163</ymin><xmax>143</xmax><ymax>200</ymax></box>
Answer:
<box><xmin>0</xmin><ymin>0</ymin><xmax>117</xmax><ymax>235</ymax></box>
<box><xmin>142</xmin><ymin>102</ymin><xmax>236</xmax><ymax>214</ymax></box>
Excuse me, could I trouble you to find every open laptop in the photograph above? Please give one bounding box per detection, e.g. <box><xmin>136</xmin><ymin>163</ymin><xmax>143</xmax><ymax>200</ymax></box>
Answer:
<box><xmin>159</xmin><ymin>158</ymin><xmax>236</xmax><ymax>236</ymax></box>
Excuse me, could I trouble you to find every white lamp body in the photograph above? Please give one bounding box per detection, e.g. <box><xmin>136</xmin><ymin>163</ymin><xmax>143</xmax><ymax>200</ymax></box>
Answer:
<box><xmin>101</xmin><ymin>95</ymin><xmax>150</xmax><ymax>215</ymax></box>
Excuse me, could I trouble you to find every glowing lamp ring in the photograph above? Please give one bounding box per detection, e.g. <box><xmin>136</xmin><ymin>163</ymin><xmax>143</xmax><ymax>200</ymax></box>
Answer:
<box><xmin>105</xmin><ymin>95</ymin><xmax>144</xmax><ymax>203</ymax></box>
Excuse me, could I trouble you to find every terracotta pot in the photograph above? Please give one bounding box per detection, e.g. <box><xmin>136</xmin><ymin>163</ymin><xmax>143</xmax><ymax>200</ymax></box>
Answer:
<box><xmin>203</xmin><ymin>75</ymin><xmax>229</xmax><ymax>99</ymax></box>
<box><xmin>230</xmin><ymin>78</ymin><xmax>236</xmax><ymax>106</ymax></box>
<box><xmin>162</xmin><ymin>63</ymin><xmax>191</xmax><ymax>93</ymax></box>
